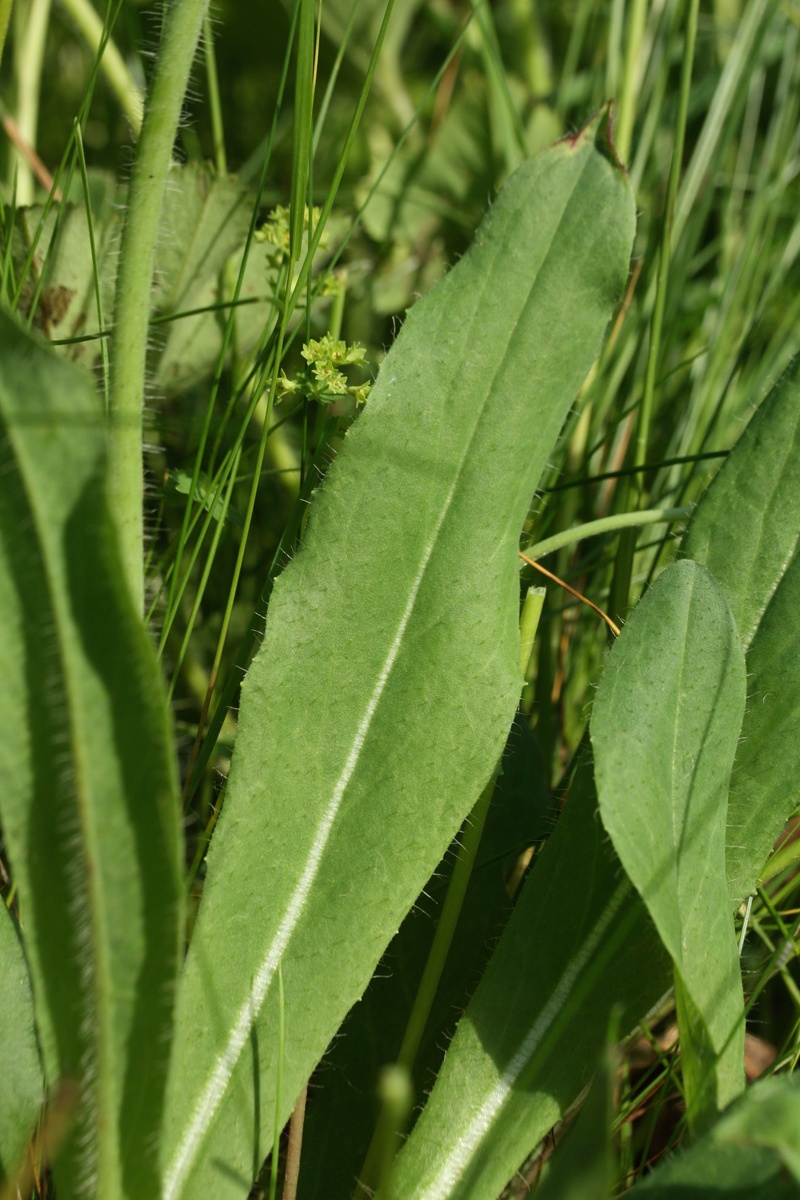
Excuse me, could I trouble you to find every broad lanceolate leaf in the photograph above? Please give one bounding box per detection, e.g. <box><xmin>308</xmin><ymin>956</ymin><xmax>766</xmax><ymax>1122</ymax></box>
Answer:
<box><xmin>591</xmin><ymin>561</ymin><xmax>747</xmax><ymax>1127</ymax></box>
<box><xmin>631</xmin><ymin>1074</ymin><xmax>800</xmax><ymax>1198</ymax></box>
<box><xmin>391</xmin><ymin>753</ymin><xmax>670</xmax><ymax>1200</ymax></box>
<box><xmin>0</xmin><ymin>901</ymin><xmax>42</xmax><ymax>1181</ymax></box>
<box><xmin>683</xmin><ymin>357</ymin><xmax>800</xmax><ymax>904</ymax></box>
<box><xmin>162</xmin><ymin>107</ymin><xmax>636</xmax><ymax>1200</ymax></box>
<box><xmin>0</xmin><ymin>312</ymin><xmax>183</xmax><ymax>1198</ymax></box>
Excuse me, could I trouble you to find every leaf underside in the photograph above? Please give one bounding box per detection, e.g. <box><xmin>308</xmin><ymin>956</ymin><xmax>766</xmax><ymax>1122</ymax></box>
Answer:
<box><xmin>683</xmin><ymin>356</ymin><xmax>800</xmax><ymax>905</ymax></box>
<box><xmin>592</xmin><ymin>560</ymin><xmax>746</xmax><ymax>1126</ymax></box>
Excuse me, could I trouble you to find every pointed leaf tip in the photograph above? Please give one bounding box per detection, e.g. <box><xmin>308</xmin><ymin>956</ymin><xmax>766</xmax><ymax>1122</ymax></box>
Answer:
<box><xmin>560</xmin><ymin>102</ymin><xmax>627</xmax><ymax>174</ymax></box>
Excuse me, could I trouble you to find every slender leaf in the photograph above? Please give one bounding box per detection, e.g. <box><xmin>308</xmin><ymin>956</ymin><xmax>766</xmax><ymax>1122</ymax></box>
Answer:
<box><xmin>0</xmin><ymin>312</ymin><xmax>182</xmax><ymax>1198</ymax></box>
<box><xmin>390</xmin><ymin>753</ymin><xmax>670</xmax><ymax>1200</ymax></box>
<box><xmin>299</xmin><ymin>716</ymin><xmax>552</xmax><ymax>1200</ymax></box>
<box><xmin>0</xmin><ymin>901</ymin><xmax>42</xmax><ymax>1182</ymax></box>
<box><xmin>631</xmin><ymin>1074</ymin><xmax>800</xmax><ymax>1198</ymax></box>
<box><xmin>534</xmin><ymin>1036</ymin><xmax>616</xmax><ymax>1200</ymax></box>
<box><xmin>161</xmin><ymin>107</ymin><xmax>636</xmax><ymax>1200</ymax></box>
<box><xmin>683</xmin><ymin>357</ymin><xmax>800</xmax><ymax>903</ymax></box>
<box><xmin>591</xmin><ymin>561</ymin><xmax>747</xmax><ymax>1129</ymax></box>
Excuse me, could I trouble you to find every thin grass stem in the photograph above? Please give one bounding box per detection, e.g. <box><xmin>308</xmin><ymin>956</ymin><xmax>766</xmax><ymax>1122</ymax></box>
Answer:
<box><xmin>635</xmin><ymin>0</ymin><xmax>699</xmax><ymax>475</ymax></box>
<box><xmin>73</xmin><ymin>120</ymin><xmax>109</xmax><ymax>409</ymax></box>
<box><xmin>202</xmin><ymin>14</ymin><xmax>226</xmax><ymax>174</ymax></box>
<box><xmin>59</xmin><ymin>0</ymin><xmax>143</xmax><ymax>131</ymax></box>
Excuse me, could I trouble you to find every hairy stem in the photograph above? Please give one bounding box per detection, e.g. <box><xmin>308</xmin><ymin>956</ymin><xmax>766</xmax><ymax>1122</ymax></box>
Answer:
<box><xmin>108</xmin><ymin>0</ymin><xmax>210</xmax><ymax>610</ymax></box>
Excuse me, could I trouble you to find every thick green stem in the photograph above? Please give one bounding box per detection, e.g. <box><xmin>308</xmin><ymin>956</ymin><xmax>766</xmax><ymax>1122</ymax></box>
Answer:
<box><xmin>108</xmin><ymin>0</ymin><xmax>209</xmax><ymax>611</ymax></box>
<box><xmin>520</xmin><ymin>585</ymin><xmax>545</xmax><ymax>677</ymax></box>
<box><xmin>522</xmin><ymin>506</ymin><xmax>690</xmax><ymax>562</ymax></box>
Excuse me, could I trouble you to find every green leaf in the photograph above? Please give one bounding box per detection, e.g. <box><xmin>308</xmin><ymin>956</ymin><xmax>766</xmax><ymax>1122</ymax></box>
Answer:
<box><xmin>161</xmin><ymin>108</ymin><xmax>636</xmax><ymax>1200</ymax></box>
<box><xmin>153</xmin><ymin>165</ymin><xmax>343</xmax><ymax>394</ymax></box>
<box><xmin>0</xmin><ymin>312</ymin><xmax>183</xmax><ymax>1198</ymax></box>
<box><xmin>0</xmin><ymin>901</ymin><xmax>43</xmax><ymax>1182</ymax></box>
<box><xmin>153</xmin><ymin>162</ymin><xmax>268</xmax><ymax>394</ymax></box>
<box><xmin>4</xmin><ymin>165</ymin><xmax>288</xmax><ymax>396</ymax></box>
<box><xmin>630</xmin><ymin>1074</ymin><xmax>800</xmax><ymax>1198</ymax></box>
<box><xmin>155</xmin><ymin>163</ymin><xmax>253</xmax><ymax>315</ymax></box>
<box><xmin>591</xmin><ymin>560</ymin><xmax>747</xmax><ymax>1130</ymax></box>
<box><xmin>298</xmin><ymin>716</ymin><xmax>552</xmax><ymax>1200</ymax></box>
<box><xmin>683</xmin><ymin>357</ymin><xmax>800</xmax><ymax>904</ymax></box>
<box><xmin>728</xmin><ymin>552</ymin><xmax>800</xmax><ymax>889</ymax></box>
<box><xmin>9</xmin><ymin>192</ymin><xmax>120</xmax><ymax>361</ymax></box>
<box><xmin>166</xmin><ymin>468</ymin><xmax>244</xmax><ymax>527</ymax></box>
<box><xmin>390</xmin><ymin>753</ymin><xmax>669</xmax><ymax>1200</ymax></box>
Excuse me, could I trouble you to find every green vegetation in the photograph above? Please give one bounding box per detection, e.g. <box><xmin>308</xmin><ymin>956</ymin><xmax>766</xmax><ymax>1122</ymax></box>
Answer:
<box><xmin>0</xmin><ymin>2</ymin><xmax>799</xmax><ymax>1199</ymax></box>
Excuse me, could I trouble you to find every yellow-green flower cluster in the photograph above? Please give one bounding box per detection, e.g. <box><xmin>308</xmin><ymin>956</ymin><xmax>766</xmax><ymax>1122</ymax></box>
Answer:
<box><xmin>255</xmin><ymin>205</ymin><xmax>328</xmax><ymax>260</ymax></box>
<box><xmin>278</xmin><ymin>335</ymin><xmax>371</xmax><ymax>406</ymax></box>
